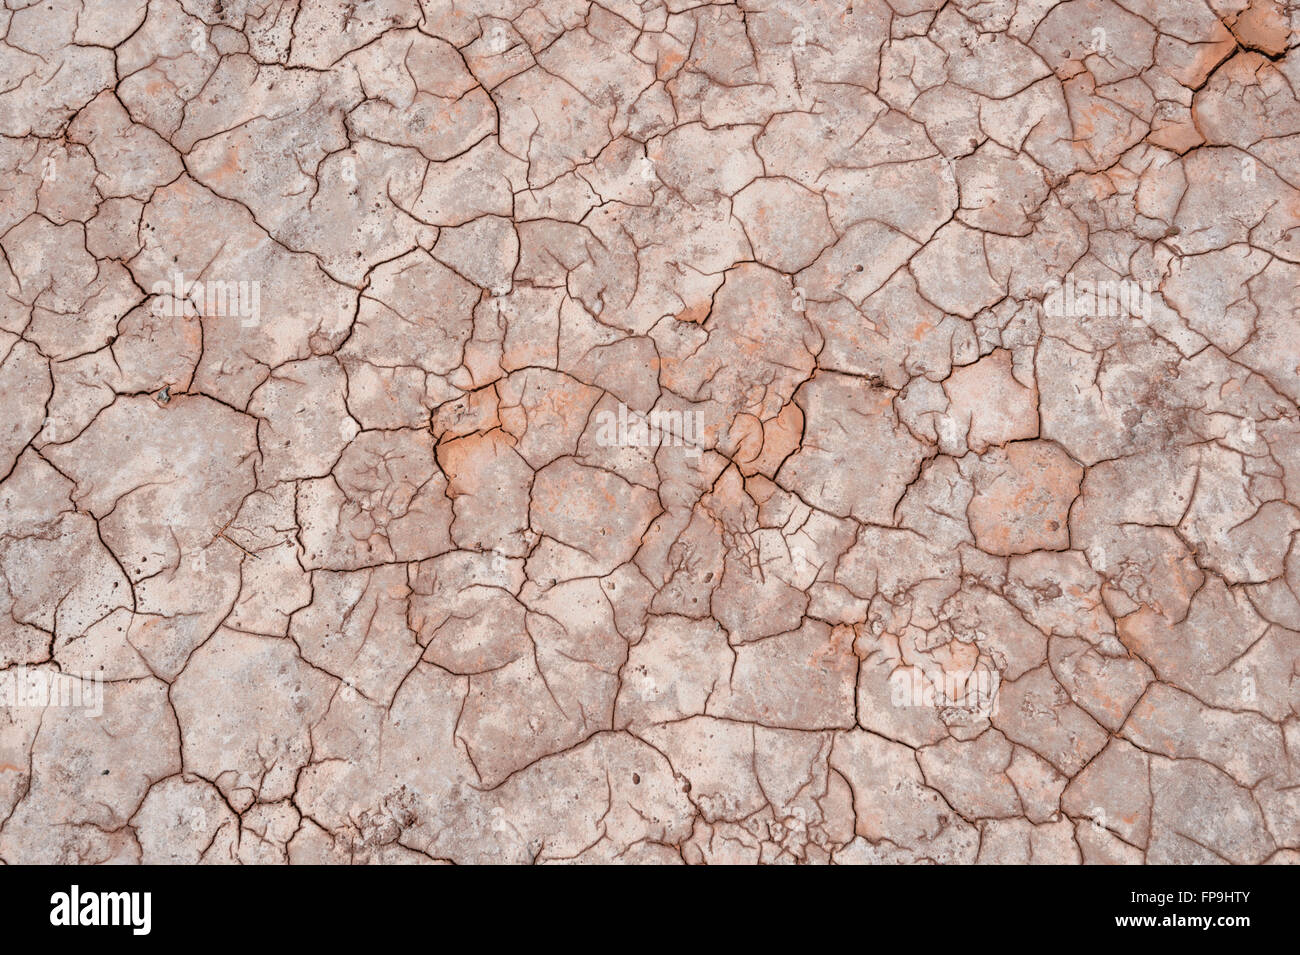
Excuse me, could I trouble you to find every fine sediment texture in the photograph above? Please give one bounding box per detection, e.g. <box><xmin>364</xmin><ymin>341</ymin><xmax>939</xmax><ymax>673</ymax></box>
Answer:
<box><xmin>1</xmin><ymin>0</ymin><xmax>1298</xmax><ymax>864</ymax></box>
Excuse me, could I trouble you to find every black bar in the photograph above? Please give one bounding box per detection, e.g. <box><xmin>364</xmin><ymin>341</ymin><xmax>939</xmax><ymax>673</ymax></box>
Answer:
<box><xmin>0</xmin><ymin>864</ymin><xmax>1287</xmax><ymax>941</ymax></box>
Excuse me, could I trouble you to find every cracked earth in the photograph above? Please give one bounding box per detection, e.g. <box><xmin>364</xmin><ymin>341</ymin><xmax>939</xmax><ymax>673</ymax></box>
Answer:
<box><xmin>0</xmin><ymin>0</ymin><xmax>1298</xmax><ymax>866</ymax></box>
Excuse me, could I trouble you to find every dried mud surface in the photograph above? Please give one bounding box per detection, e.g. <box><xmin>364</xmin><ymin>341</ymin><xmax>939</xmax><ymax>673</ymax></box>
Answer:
<box><xmin>1</xmin><ymin>0</ymin><xmax>1299</xmax><ymax>864</ymax></box>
